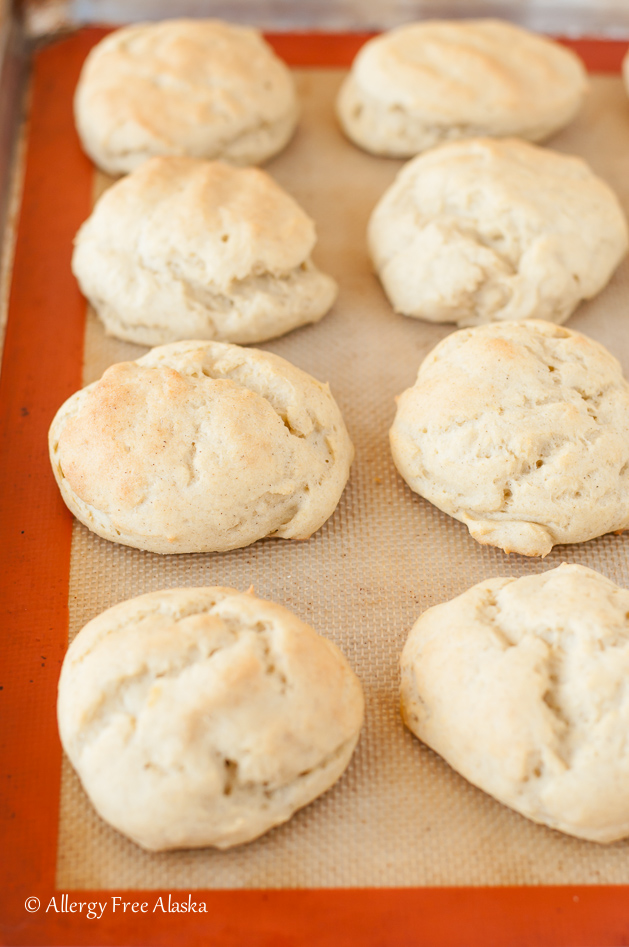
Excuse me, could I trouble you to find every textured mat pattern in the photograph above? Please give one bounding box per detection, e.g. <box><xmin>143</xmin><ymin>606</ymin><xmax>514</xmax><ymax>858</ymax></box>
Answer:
<box><xmin>57</xmin><ymin>70</ymin><xmax>629</xmax><ymax>889</ymax></box>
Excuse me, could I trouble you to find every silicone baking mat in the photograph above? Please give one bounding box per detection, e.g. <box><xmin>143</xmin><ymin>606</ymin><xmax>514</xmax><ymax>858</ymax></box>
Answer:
<box><xmin>2</xmin><ymin>28</ymin><xmax>629</xmax><ymax>946</ymax></box>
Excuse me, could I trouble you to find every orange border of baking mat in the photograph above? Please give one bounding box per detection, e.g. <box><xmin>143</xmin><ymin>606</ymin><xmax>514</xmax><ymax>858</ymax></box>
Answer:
<box><xmin>1</xmin><ymin>26</ymin><xmax>629</xmax><ymax>947</ymax></box>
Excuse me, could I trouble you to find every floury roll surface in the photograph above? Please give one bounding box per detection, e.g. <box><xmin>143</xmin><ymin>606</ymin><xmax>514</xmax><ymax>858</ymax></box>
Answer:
<box><xmin>401</xmin><ymin>564</ymin><xmax>629</xmax><ymax>843</ymax></box>
<box><xmin>390</xmin><ymin>321</ymin><xmax>629</xmax><ymax>557</ymax></box>
<box><xmin>337</xmin><ymin>20</ymin><xmax>588</xmax><ymax>157</ymax></box>
<box><xmin>368</xmin><ymin>138</ymin><xmax>627</xmax><ymax>328</ymax></box>
<box><xmin>58</xmin><ymin>587</ymin><xmax>364</xmax><ymax>851</ymax></box>
<box><xmin>72</xmin><ymin>158</ymin><xmax>338</xmax><ymax>346</ymax></box>
<box><xmin>49</xmin><ymin>341</ymin><xmax>353</xmax><ymax>554</ymax></box>
<box><xmin>74</xmin><ymin>19</ymin><xmax>300</xmax><ymax>174</ymax></box>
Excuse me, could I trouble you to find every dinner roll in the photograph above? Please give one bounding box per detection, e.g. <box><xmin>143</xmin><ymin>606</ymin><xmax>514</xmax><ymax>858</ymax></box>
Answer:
<box><xmin>49</xmin><ymin>341</ymin><xmax>353</xmax><ymax>553</ymax></box>
<box><xmin>337</xmin><ymin>20</ymin><xmax>587</xmax><ymax>157</ymax></box>
<box><xmin>401</xmin><ymin>564</ymin><xmax>629</xmax><ymax>843</ymax></box>
<box><xmin>58</xmin><ymin>587</ymin><xmax>364</xmax><ymax>850</ymax></box>
<box><xmin>369</xmin><ymin>138</ymin><xmax>627</xmax><ymax>327</ymax></box>
<box><xmin>390</xmin><ymin>320</ymin><xmax>629</xmax><ymax>557</ymax></box>
<box><xmin>73</xmin><ymin>158</ymin><xmax>337</xmax><ymax>346</ymax></box>
<box><xmin>75</xmin><ymin>19</ymin><xmax>299</xmax><ymax>174</ymax></box>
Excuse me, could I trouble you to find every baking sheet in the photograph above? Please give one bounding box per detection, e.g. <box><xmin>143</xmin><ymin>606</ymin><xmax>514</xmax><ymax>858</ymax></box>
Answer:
<box><xmin>53</xmin><ymin>69</ymin><xmax>629</xmax><ymax>890</ymax></box>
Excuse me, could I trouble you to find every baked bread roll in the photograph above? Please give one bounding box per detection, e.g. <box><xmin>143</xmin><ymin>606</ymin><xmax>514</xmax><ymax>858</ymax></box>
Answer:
<box><xmin>390</xmin><ymin>320</ymin><xmax>629</xmax><ymax>557</ymax></box>
<box><xmin>58</xmin><ymin>587</ymin><xmax>365</xmax><ymax>851</ymax></box>
<box><xmin>73</xmin><ymin>157</ymin><xmax>337</xmax><ymax>346</ymax></box>
<box><xmin>337</xmin><ymin>19</ymin><xmax>587</xmax><ymax>157</ymax></box>
<box><xmin>369</xmin><ymin>138</ymin><xmax>627</xmax><ymax>327</ymax></box>
<box><xmin>401</xmin><ymin>564</ymin><xmax>629</xmax><ymax>843</ymax></box>
<box><xmin>74</xmin><ymin>19</ymin><xmax>299</xmax><ymax>174</ymax></box>
<box><xmin>49</xmin><ymin>341</ymin><xmax>353</xmax><ymax>554</ymax></box>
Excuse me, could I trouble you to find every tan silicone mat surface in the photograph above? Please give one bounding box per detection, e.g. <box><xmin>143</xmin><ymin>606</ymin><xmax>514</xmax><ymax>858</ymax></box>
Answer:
<box><xmin>56</xmin><ymin>69</ymin><xmax>629</xmax><ymax>889</ymax></box>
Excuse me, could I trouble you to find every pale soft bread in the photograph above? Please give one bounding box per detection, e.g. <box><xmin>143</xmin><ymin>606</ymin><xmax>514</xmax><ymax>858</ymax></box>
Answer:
<box><xmin>369</xmin><ymin>138</ymin><xmax>627</xmax><ymax>327</ymax></box>
<box><xmin>74</xmin><ymin>20</ymin><xmax>299</xmax><ymax>174</ymax></box>
<box><xmin>390</xmin><ymin>320</ymin><xmax>629</xmax><ymax>557</ymax></box>
<box><xmin>49</xmin><ymin>341</ymin><xmax>353</xmax><ymax>554</ymax></box>
<box><xmin>337</xmin><ymin>19</ymin><xmax>587</xmax><ymax>157</ymax></box>
<box><xmin>72</xmin><ymin>158</ymin><xmax>337</xmax><ymax>346</ymax></box>
<box><xmin>401</xmin><ymin>564</ymin><xmax>629</xmax><ymax>843</ymax></box>
<box><xmin>58</xmin><ymin>586</ymin><xmax>364</xmax><ymax>851</ymax></box>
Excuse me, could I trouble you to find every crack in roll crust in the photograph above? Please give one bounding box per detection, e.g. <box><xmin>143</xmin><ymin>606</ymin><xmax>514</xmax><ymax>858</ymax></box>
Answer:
<box><xmin>337</xmin><ymin>19</ymin><xmax>587</xmax><ymax>157</ymax></box>
<box><xmin>49</xmin><ymin>341</ymin><xmax>353</xmax><ymax>554</ymax></box>
<box><xmin>72</xmin><ymin>158</ymin><xmax>338</xmax><ymax>346</ymax></box>
<box><xmin>368</xmin><ymin>138</ymin><xmax>628</xmax><ymax>327</ymax></box>
<box><xmin>401</xmin><ymin>564</ymin><xmax>629</xmax><ymax>843</ymax></box>
<box><xmin>390</xmin><ymin>320</ymin><xmax>629</xmax><ymax>557</ymax></box>
<box><xmin>57</xmin><ymin>587</ymin><xmax>365</xmax><ymax>851</ymax></box>
<box><xmin>74</xmin><ymin>20</ymin><xmax>300</xmax><ymax>174</ymax></box>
